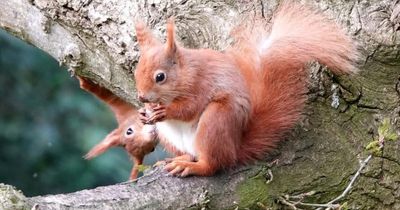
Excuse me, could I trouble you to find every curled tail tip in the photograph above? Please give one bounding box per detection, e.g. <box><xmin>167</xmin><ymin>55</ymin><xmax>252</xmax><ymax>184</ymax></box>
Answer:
<box><xmin>346</xmin><ymin>66</ymin><xmax>359</xmax><ymax>75</ymax></box>
<box><xmin>332</xmin><ymin>47</ymin><xmax>361</xmax><ymax>75</ymax></box>
<box><xmin>266</xmin><ymin>0</ymin><xmax>360</xmax><ymax>75</ymax></box>
<box><xmin>330</xmin><ymin>64</ymin><xmax>358</xmax><ymax>76</ymax></box>
<box><xmin>347</xmin><ymin>60</ymin><xmax>361</xmax><ymax>74</ymax></box>
<box><xmin>350</xmin><ymin>48</ymin><xmax>363</xmax><ymax>74</ymax></box>
<box><xmin>329</xmin><ymin>56</ymin><xmax>360</xmax><ymax>75</ymax></box>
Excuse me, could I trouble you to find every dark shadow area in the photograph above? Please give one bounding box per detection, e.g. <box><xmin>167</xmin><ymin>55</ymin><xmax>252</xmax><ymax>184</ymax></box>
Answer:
<box><xmin>0</xmin><ymin>30</ymin><xmax>165</xmax><ymax>196</ymax></box>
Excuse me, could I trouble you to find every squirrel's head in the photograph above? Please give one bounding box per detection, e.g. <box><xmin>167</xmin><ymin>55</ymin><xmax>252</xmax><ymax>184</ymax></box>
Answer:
<box><xmin>84</xmin><ymin>110</ymin><xmax>157</xmax><ymax>160</ymax></box>
<box><xmin>121</xmin><ymin>115</ymin><xmax>158</xmax><ymax>156</ymax></box>
<box><xmin>134</xmin><ymin>19</ymin><xmax>182</xmax><ymax>105</ymax></box>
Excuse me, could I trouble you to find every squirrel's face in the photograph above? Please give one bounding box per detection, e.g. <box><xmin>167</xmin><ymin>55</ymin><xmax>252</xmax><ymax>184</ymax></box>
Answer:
<box><xmin>134</xmin><ymin>19</ymin><xmax>180</xmax><ymax>105</ymax></box>
<box><xmin>134</xmin><ymin>47</ymin><xmax>180</xmax><ymax>104</ymax></box>
<box><xmin>122</xmin><ymin>118</ymin><xmax>158</xmax><ymax>156</ymax></box>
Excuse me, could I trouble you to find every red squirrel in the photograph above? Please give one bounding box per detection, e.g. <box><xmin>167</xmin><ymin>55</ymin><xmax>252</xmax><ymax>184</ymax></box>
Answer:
<box><xmin>134</xmin><ymin>2</ymin><xmax>358</xmax><ymax>177</ymax></box>
<box><xmin>77</xmin><ymin>77</ymin><xmax>158</xmax><ymax>180</ymax></box>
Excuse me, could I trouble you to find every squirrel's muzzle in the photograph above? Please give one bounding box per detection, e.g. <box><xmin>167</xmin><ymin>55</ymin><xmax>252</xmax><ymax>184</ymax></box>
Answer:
<box><xmin>138</xmin><ymin>94</ymin><xmax>149</xmax><ymax>103</ymax></box>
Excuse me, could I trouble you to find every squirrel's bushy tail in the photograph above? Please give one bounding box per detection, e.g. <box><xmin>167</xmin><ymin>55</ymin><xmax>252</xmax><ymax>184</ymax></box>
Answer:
<box><xmin>235</xmin><ymin>1</ymin><xmax>358</xmax><ymax>163</ymax></box>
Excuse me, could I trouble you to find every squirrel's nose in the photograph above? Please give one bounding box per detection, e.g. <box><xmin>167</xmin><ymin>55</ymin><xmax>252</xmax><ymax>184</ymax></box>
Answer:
<box><xmin>138</xmin><ymin>94</ymin><xmax>149</xmax><ymax>103</ymax></box>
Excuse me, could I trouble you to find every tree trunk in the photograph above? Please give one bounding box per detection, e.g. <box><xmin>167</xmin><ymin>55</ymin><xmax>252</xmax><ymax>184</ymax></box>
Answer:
<box><xmin>0</xmin><ymin>0</ymin><xmax>399</xmax><ymax>209</ymax></box>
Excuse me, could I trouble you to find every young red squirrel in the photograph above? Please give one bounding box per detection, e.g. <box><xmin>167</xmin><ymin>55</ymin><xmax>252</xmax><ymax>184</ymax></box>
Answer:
<box><xmin>134</xmin><ymin>2</ymin><xmax>358</xmax><ymax>177</ymax></box>
<box><xmin>77</xmin><ymin>77</ymin><xmax>158</xmax><ymax>180</ymax></box>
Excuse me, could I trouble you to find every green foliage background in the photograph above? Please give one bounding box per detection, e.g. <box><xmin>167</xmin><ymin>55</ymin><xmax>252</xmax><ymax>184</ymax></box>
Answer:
<box><xmin>0</xmin><ymin>30</ymin><xmax>164</xmax><ymax>196</ymax></box>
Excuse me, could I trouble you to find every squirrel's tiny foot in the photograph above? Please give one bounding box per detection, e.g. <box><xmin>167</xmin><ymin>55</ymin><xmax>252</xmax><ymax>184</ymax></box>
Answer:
<box><xmin>165</xmin><ymin>160</ymin><xmax>194</xmax><ymax>177</ymax></box>
<box><xmin>164</xmin><ymin>158</ymin><xmax>211</xmax><ymax>177</ymax></box>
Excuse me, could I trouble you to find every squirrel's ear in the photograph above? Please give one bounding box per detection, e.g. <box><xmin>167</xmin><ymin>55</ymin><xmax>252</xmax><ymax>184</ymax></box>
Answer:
<box><xmin>135</xmin><ymin>22</ymin><xmax>158</xmax><ymax>50</ymax></box>
<box><xmin>165</xmin><ymin>18</ymin><xmax>177</xmax><ymax>56</ymax></box>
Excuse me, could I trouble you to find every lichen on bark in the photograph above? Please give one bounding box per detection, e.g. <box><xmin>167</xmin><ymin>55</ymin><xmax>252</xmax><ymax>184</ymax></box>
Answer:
<box><xmin>0</xmin><ymin>184</ymin><xmax>27</xmax><ymax>210</ymax></box>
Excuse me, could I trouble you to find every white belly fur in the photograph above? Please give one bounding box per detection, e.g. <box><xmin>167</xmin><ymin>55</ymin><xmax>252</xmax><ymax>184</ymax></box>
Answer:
<box><xmin>156</xmin><ymin>120</ymin><xmax>197</xmax><ymax>157</ymax></box>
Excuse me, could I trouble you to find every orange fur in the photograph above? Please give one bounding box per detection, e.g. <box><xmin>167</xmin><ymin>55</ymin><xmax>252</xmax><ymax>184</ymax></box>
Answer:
<box><xmin>134</xmin><ymin>1</ymin><xmax>358</xmax><ymax>176</ymax></box>
<box><xmin>233</xmin><ymin>2</ymin><xmax>358</xmax><ymax>163</ymax></box>
<box><xmin>78</xmin><ymin>77</ymin><xmax>158</xmax><ymax>180</ymax></box>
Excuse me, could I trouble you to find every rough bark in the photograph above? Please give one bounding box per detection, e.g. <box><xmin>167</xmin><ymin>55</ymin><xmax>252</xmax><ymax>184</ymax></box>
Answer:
<box><xmin>0</xmin><ymin>0</ymin><xmax>399</xmax><ymax>209</ymax></box>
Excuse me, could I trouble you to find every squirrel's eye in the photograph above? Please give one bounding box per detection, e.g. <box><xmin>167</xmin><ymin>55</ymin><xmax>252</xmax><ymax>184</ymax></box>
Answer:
<box><xmin>154</xmin><ymin>70</ymin><xmax>167</xmax><ymax>84</ymax></box>
<box><xmin>125</xmin><ymin>127</ymin><xmax>134</xmax><ymax>137</ymax></box>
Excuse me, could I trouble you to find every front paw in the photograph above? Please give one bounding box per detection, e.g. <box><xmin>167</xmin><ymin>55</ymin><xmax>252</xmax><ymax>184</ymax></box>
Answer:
<box><xmin>138</xmin><ymin>108</ymin><xmax>150</xmax><ymax>124</ymax></box>
<box><xmin>147</xmin><ymin>105</ymin><xmax>166</xmax><ymax>124</ymax></box>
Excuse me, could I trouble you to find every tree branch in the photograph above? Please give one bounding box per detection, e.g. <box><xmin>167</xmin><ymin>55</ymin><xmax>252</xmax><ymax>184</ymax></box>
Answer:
<box><xmin>25</xmin><ymin>165</ymin><xmax>255</xmax><ymax>209</ymax></box>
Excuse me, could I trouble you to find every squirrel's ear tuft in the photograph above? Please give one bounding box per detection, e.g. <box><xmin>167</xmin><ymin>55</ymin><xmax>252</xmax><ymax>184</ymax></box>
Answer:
<box><xmin>135</xmin><ymin>21</ymin><xmax>159</xmax><ymax>50</ymax></box>
<box><xmin>165</xmin><ymin>18</ymin><xmax>177</xmax><ymax>56</ymax></box>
